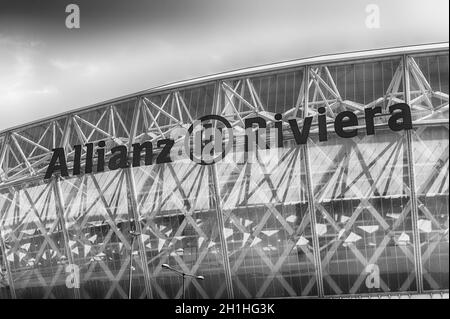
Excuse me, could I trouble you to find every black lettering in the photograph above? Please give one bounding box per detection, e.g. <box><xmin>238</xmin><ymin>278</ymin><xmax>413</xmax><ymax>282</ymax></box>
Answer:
<box><xmin>388</xmin><ymin>103</ymin><xmax>413</xmax><ymax>131</ymax></box>
<box><xmin>245</xmin><ymin>116</ymin><xmax>267</xmax><ymax>129</ymax></box>
<box><xmin>334</xmin><ymin>110</ymin><xmax>358</xmax><ymax>138</ymax></box>
<box><xmin>97</xmin><ymin>141</ymin><xmax>106</xmax><ymax>172</ymax></box>
<box><xmin>108</xmin><ymin>145</ymin><xmax>129</xmax><ymax>170</ymax></box>
<box><xmin>156</xmin><ymin>139</ymin><xmax>173</xmax><ymax>164</ymax></box>
<box><xmin>245</xmin><ymin>116</ymin><xmax>267</xmax><ymax>152</ymax></box>
<box><xmin>132</xmin><ymin>141</ymin><xmax>153</xmax><ymax>167</ymax></box>
<box><xmin>274</xmin><ymin>113</ymin><xmax>283</xmax><ymax>148</ymax></box>
<box><xmin>288</xmin><ymin>116</ymin><xmax>312</xmax><ymax>145</ymax></box>
<box><xmin>317</xmin><ymin>107</ymin><xmax>328</xmax><ymax>141</ymax></box>
<box><xmin>85</xmin><ymin>143</ymin><xmax>94</xmax><ymax>174</ymax></box>
<box><xmin>73</xmin><ymin>144</ymin><xmax>82</xmax><ymax>175</ymax></box>
<box><xmin>44</xmin><ymin>148</ymin><xmax>68</xmax><ymax>179</ymax></box>
<box><xmin>364</xmin><ymin>106</ymin><xmax>382</xmax><ymax>135</ymax></box>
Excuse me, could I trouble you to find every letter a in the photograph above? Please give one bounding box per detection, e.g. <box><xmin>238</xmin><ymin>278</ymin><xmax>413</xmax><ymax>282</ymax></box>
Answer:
<box><xmin>365</xmin><ymin>4</ymin><xmax>380</xmax><ymax>29</ymax></box>
<box><xmin>65</xmin><ymin>264</ymin><xmax>80</xmax><ymax>289</ymax></box>
<box><xmin>388</xmin><ymin>103</ymin><xmax>413</xmax><ymax>131</ymax></box>
<box><xmin>365</xmin><ymin>264</ymin><xmax>380</xmax><ymax>289</ymax></box>
<box><xmin>65</xmin><ymin>4</ymin><xmax>80</xmax><ymax>29</ymax></box>
<box><xmin>45</xmin><ymin>148</ymin><xmax>69</xmax><ymax>179</ymax></box>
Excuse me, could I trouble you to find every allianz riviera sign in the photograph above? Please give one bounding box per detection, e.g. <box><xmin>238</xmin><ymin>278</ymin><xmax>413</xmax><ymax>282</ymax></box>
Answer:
<box><xmin>44</xmin><ymin>103</ymin><xmax>413</xmax><ymax>179</ymax></box>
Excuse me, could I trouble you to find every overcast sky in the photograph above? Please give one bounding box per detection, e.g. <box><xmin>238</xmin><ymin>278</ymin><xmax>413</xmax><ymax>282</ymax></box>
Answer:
<box><xmin>0</xmin><ymin>0</ymin><xmax>448</xmax><ymax>131</ymax></box>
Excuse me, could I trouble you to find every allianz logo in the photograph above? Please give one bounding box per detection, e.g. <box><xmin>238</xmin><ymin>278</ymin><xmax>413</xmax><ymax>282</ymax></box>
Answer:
<box><xmin>45</xmin><ymin>103</ymin><xmax>412</xmax><ymax>179</ymax></box>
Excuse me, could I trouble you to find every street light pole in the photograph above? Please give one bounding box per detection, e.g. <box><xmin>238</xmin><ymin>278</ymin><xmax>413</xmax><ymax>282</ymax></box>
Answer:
<box><xmin>128</xmin><ymin>230</ymin><xmax>141</xmax><ymax>299</ymax></box>
<box><xmin>182</xmin><ymin>273</ymin><xmax>185</xmax><ymax>299</ymax></box>
<box><xmin>161</xmin><ymin>264</ymin><xmax>204</xmax><ymax>299</ymax></box>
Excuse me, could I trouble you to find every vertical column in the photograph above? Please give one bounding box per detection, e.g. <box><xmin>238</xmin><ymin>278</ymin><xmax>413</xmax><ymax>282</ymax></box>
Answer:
<box><xmin>0</xmin><ymin>200</ymin><xmax>16</xmax><ymax>299</ymax></box>
<box><xmin>210</xmin><ymin>81</ymin><xmax>234</xmax><ymax>299</ymax></box>
<box><xmin>302</xmin><ymin>66</ymin><xmax>325</xmax><ymax>298</ymax></box>
<box><xmin>209</xmin><ymin>164</ymin><xmax>235</xmax><ymax>299</ymax></box>
<box><xmin>0</xmin><ymin>133</ymin><xmax>9</xmax><ymax>183</ymax></box>
<box><xmin>54</xmin><ymin>177</ymin><xmax>80</xmax><ymax>299</ymax></box>
<box><xmin>402</xmin><ymin>55</ymin><xmax>424</xmax><ymax>293</ymax></box>
<box><xmin>54</xmin><ymin>114</ymin><xmax>80</xmax><ymax>298</ymax></box>
<box><xmin>0</xmin><ymin>134</ymin><xmax>15</xmax><ymax>298</ymax></box>
<box><xmin>127</xmin><ymin>97</ymin><xmax>154</xmax><ymax>299</ymax></box>
<box><xmin>125</xmin><ymin>169</ymin><xmax>154</xmax><ymax>299</ymax></box>
<box><xmin>61</xmin><ymin>115</ymin><xmax>72</xmax><ymax>151</ymax></box>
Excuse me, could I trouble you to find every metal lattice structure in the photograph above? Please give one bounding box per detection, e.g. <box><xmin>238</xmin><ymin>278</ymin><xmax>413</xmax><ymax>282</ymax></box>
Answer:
<box><xmin>0</xmin><ymin>43</ymin><xmax>448</xmax><ymax>298</ymax></box>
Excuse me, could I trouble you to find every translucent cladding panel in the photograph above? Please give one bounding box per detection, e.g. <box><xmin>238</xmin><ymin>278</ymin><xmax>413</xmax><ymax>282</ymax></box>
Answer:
<box><xmin>307</xmin><ymin>57</ymin><xmax>404</xmax><ymax>121</ymax></box>
<box><xmin>135</xmin><ymin>84</ymin><xmax>216</xmax><ymax>144</ymax></box>
<box><xmin>219</xmin><ymin>69</ymin><xmax>305</xmax><ymax>123</ymax></box>
<box><xmin>407</xmin><ymin>53</ymin><xmax>449</xmax><ymax>122</ymax></box>
<box><xmin>1</xmin><ymin>118</ymin><xmax>66</xmax><ymax>183</ymax></box>
<box><xmin>68</xmin><ymin>99</ymin><xmax>136</xmax><ymax>146</ymax></box>
<box><xmin>0</xmin><ymin>271</ymin><xmax>11</xmax><ymax>298</ymax></box>
<box><xmin>131</xmin><ymin>161</ymin><xmax>227</xmax><ymax>299</ymax></box>
<box><xmin>248</xmin><ymin>69</ymin><xmax>304</xmax><ymax>115</ymax></box>
<box><xmin>59</xmin><ymin>170</ymin><xmax>145</xmax><ymax>299</ymax></box>
<box><xmin>308</xmin><ymin>128</ymin><xmax>417</xmax><ymax>295</ymax></box>
<box><xmin>0</xmin><ymin>181</ymin><xmax>73</xmax><ymax>298</ymax></box>
<box><xmin>412</xmin><ymin>124</ymin><xmax>449</xmax><ymax>290</ymax></box>
<box><xmin>0</xmin><ymin>184</ymin><xmax>14</xmax><ymax>299</ymax></box>
<box><xmin>0</xmin><ymin>247</ymin><xmax>13</xmax><ymax>298</ymax></box>
<box><xmin>178</xmin><ymin>84</ymin><xmax>217</xmax><ymax>118</ymax></box>
<box><xmin>0</xmin><ymin>134</ymin><xmax>4</xmax><ymax>180</ymax></box>
<box><xmin>216</xmin><ymin>140</ymin><xmax>317</xmax><ymax>297</ymax></box>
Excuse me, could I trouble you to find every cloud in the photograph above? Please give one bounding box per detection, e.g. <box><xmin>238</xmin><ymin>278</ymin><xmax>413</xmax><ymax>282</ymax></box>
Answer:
<box><xmin>0</xmin><ymin>36</ymin><xmax>58</xmax><ymax>112</ymax></box>
<box><xmin>49</xmin><ymin>59</ymin><xmax>80</xmax><ymax>70</ymax></box>
<box><xmin>0</xmin><ymin>0</ymin><xmax>448</xmax><ymax>131</ymax></box>
<box><xmin>50</xmin><ymin>58</ymin><xmax>108</xmax><ymax>77</ymax></box>
<box><xmin>1</xmin><ymin>86</ymin><xmax>58</xmax><ymax>106</ymax></box>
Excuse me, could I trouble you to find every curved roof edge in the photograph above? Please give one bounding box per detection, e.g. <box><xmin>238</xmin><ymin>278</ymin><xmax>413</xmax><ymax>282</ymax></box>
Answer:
<box><xmin>1</xmin><ymin>41</ymin><xmax>448</xmax><ymax>135</ymax></box>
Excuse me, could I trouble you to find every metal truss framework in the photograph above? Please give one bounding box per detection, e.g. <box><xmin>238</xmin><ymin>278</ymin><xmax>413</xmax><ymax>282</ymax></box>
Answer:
<box><xmin>0</xmin><ymin>45</ymin><xmax>448</xmax><ymax>298</ymax></box>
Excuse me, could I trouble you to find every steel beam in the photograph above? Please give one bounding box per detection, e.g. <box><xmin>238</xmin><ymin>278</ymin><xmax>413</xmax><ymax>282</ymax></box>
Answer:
<box><xmin>0</xmin><ymin>133</ymin><xmax>10</xmax><ymax>183</ymax></box>
<box><xmin>210</xmin><ymin>81</ymin><xmax>235</xmax><ymax>299</ymax></box>
<box><xmin>125</xmin><ymin>169</ymin><xmax>154</xmax><ymax>299</ymax></box>
<box><xmin>0</xmin><ymin>212</ymin><xmax>16</xmax><ymax>299</ymax></box>
<box><xmin>54</xmin><ymin>177</ymin><xmax>80</xmax><ymax>299</ymax></box>
<box><xmin>126</xmin><ymin>97</ymin><xmax>154</xmax><ymax>299</ymax></box>
<box><xmin>51</xmin><ymin>114</ymin><xmax>81</xmax><ymax>299</ymax></box>
<box><xmin>302</xmin><ymin>66</ymin><xmax>325</xmax><ymax>298</ymax></box>
<box><xmin>209</xmin><ymin>164</ymin><xmax>235</xmax><ymax>298</ymax></box>
<box><xmin>402</xmin><ymin>55</ymin><xmax>424</xmax><ymax>294</ymax></box>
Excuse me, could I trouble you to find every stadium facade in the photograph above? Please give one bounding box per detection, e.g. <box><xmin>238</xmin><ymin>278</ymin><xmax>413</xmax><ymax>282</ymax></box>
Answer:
<box><xmin>0</xmin><ymin>43</ymin><xmax>448</xmax><ymax>299</ymax></box>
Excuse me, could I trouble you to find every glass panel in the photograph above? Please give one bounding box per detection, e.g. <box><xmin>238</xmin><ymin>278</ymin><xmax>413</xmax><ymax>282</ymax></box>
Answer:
<box><xmin>0</xmin><ymin>49</ymin><xmax>448</xmax><ymax>298</ymax></box>
<box><xmin>0</xmin><ymin>181</ymin><xmax>72</xmax><ymax>298</ymax></box>
<box><xmin>249</xmin><ymin>70</ymin><xmax>304</xmax><ymax>115</ymax></box>
<box><xmin>69</xmin><ymin>100</ymin><xmax>136</xmax><ymax>146</ymax></box>
<box><xmin>135</xmin><ymin>84</ymin><xmax>216</xmax><ymax>145</ymax></box>
<box><xmin>131</xmin><ymin>161</ymin><xmax>227</xmax><ymax>298</ymax></box>
<box><xmin>309</xmin><ymin>128</ymin><xmax>417</xmax><ymax>295</ymax></box>
<box><xmin>409</xmin><ymin>52</ymin><xmax>448</xmax><ymax>291</ymax></box>
<box><xmin>60</xmin><ymin>170</ymin><xmax>142</xmax><ymax>299</ymax></box>
<box><xmin>220</xmin><ymin>69</ymin><xmax>305</xmax><ymax>123</ymax></box>
<box><xmin>408</xmin><ymin>53</ymin><xmax>449</xmax><ymax>122</ymax></box>
<box><xmin>412</xmin><ymin>124</ymin><xmax>449</xmax><ymax>290</ymax></box>
<box><xmin>308</xmin><ymin>57</ymin><xmax>403</xmax><ymax>125</ymax></box>
<box><xmin>1</xmin><ymin>119</ymin><xmax>66</xmax><ymax>183</ymax></box>
<box><xmin>216</xmin><ymin>139</ymin><xmax>318</xmax><ymax>298</ymax></box>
